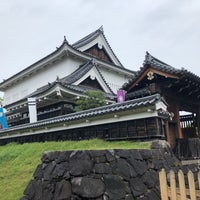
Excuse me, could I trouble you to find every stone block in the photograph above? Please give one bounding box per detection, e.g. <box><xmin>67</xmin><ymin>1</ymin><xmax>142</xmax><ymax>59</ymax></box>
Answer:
<box><xmin>54</xmin><ymin>180</ymin><xmax>71</xmax><ymax>200</ymax></box>
<box><xmin>33</xmin><ymin>164</ymin><xmax>43</xmax><ymax>180</ymax></box>
<box><xmin>139</xmin><ymin>149</ymin><xmax>152</xmax><ymax>160</ymax></box>
<box><xmin>142</xmin><ymin>170</ymin><xmax>158</xmax><ymax>188</ymax></box>
<box><xmin>24</xmin><ymin>180</ymin><xmax>42</xmax><ymax>200</ymax></box>
<box><xmin>69</xmin><ymin>151</ymin><xmax>93</xmax><ymax>176</ymax></box>
<box><xmin>94</xmin><ymin>163</ymin><xmax>112</xmax><ymax>174</ymax></box>
<box><xmin>22</xmin><ymin>149</ymin><xmax>184</xmax><ymax>200</ymax></box>
<box><xmin>128</xmin><ymin>159</ymin><xmax>147</xmax><ymax>176</ymax></box>
<box><xmin>103</xmin><ymin>174</ymin><xmax>127</xmax><ymax>199</ymax></box>
<box><xmin>111</xmin><ymin>158</ymin><xmax>137</xmax><ymax>180</ymax></box>
<box><xmin>105</xmin><ymin>150</ymin><xmax>115</xmax><ymax>162</ymax></box>
<box><xmin>72</xmin><ymin>177</ymin><xmax>105</xmax><ymax>198</ymax></box>
<box><xmin>129</xmin><ymin>177</ymin><xmax>147</xmax><ymax>197</ymax></box>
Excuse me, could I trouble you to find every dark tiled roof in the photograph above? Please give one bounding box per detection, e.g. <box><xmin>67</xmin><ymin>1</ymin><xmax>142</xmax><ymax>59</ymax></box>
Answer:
<box><xmin>123</xmin><ymin>52</ymin><xmax>200</xmax><ymax>90</ymax></box>
<box><xmin>4</xmin><ymin>57</ymin><xmax>120</xmax><ymax>108</ymax></box>
<box><xmin>72</xmin><ymin>26</ymin><xmax>104</xmax><ymax>48</ymax></box>
<box><xmin>61</xmin><ymin>60</ymin><xmax>94</xmax><ymax>84</ymax></box>
<box><xmin>29</xmin><ymin>84</ymin><xmax>53</xmax><ymax>97</ymax></box>
<box><xmin>4</xmin><ymin>82</ymin><xmax>56</xmax><ymax>108</ymax></box>
<box><xmin>95</xmin><ymin>66</ymin><xmax>114</xmax><ymax>94</ymax></box>
<box><xmin>64</xmin><ymin>84</ymin><xmax>116</xmax><ymax>100</ymax></box>
<box><xmin>27</xmin><ymin>60</ymin><xmax>114</xmax><ymax>97</ymax></box>
<box><xmin>125</xmin><ymin>87</ymin><xmax>152</xmax><ymax>99</ymax></box>
<box><xmin>61</xmin><ymin>59</ymin><xmax>114</xmax><ymax>94</ymax></box>
<box><xmin>0</xmin><ymin>93</ymin><xmax>163</xmax><ymax>134</ymax></box>
<box><xmin>0</xmin><ymin>28</ymin><xmax>135</xmax><ymax>91</ymax></box>
<box><xmin>144</xmin><ymin>52</ymin><xmax>180</xmax><ymax>74</ymax></box>
<box><xmin>60</xmin><ymin>59</ymin><xmax>113</xmax><ymax>95</ymax></box>
<box><xmin>4</xmin><ymin>75</ymin><xmax>116</xmax><ymax>109</ymax></box>
<box><xmin>4</xmin><ymin>83</ymin><xmax>59</xmax><ymax>108</ymax></box>
<box><xmin>0</xmin><ymin>39</ymin><xmax>68</xmax><ymax>89</ymax></box>
<box><xmin>72</xmin><ymin>26</ymin><xmax>124</xmax><ymax>68</ymax></box>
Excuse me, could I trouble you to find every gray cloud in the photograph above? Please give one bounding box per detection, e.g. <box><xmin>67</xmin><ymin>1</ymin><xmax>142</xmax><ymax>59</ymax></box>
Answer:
<box><xmin>0</xmin><ymin>0</ymin><xmax>200</xmax><ymax>83</ymax></box>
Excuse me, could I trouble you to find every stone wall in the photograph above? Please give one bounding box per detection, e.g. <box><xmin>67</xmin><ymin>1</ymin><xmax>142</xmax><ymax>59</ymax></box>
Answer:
<box><xmin>20</xmin><ymin>148</ymin><xmax>196</xmax><ymax>200</ymax></box>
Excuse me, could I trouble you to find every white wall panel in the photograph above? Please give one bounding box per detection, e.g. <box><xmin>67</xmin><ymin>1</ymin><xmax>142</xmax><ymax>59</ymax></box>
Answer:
<box><xmin>99</xmin><ymin>67</ymin><xmax>131</xmax><ymax>93</ymax></box>
<box><xmin>4</xmin><ymin>57</ymin><xmax>82</xmax><ymax>105</ymax></box>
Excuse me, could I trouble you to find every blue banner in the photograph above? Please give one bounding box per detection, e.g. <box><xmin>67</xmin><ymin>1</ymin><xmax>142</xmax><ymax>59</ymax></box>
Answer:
<box><xmin>0</xmin><ymin>107</ymin><xmax>8</xmax><ymax>129</ymax></box>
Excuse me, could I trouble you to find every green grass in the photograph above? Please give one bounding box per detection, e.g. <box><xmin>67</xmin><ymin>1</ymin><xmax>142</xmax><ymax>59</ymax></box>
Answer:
<box><xmin>0</xmin><ymin>139</ymin><xmax>150</xmax><ymax>200</ymax></box>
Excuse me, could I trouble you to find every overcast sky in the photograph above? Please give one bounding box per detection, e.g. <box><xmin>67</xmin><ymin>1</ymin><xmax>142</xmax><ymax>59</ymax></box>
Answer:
<box><xmin>1</xmin><ymin>0</ymin><xmax>200</xmax><ymax>84</ymax></box>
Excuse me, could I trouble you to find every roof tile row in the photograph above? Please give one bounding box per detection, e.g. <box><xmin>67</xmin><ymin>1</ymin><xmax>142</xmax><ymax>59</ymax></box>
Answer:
<box><xmin>0</xmin><ymin>94</ymin><xmax>163</xmax><ymax>134</ymax></box>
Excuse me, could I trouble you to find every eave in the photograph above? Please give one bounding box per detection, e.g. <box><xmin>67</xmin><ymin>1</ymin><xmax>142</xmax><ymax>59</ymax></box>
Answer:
<box><xmin>126</xmin><ymin>66</ymin><xmax>179</xmax><ymax>92</ymax></box>
<box><xmin>4</xmin><ymin>82</ymin><xmax>115</xmax><ymax>112</ymax></box>
<box><xmin>61</xmin><ymin>60</ymin><xmax>114</xmax><ymax>94</ymax></box>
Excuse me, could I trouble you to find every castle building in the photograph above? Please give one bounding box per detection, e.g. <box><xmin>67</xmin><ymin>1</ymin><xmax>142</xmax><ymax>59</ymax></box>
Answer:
<box><xmin>0</xmin><ymin>51</ymin><xmax>200</xmax><ymax>159</ymax></box>
<box><xmin>1</xmin><ymin>28</ymin><xmax>200</xmax><ymax>159</ymax></box>
<box><xmin>0</xmin><ymin>27</ymin><xmax>134</xmax><ymax>126</ymax></box>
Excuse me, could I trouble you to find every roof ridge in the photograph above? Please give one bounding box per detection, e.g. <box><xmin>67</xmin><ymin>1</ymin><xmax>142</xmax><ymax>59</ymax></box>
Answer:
<box><xmin>122</xmin><ymin>52</ymin><xmax>181</xmax><ymax>90</ymax></box>
<box><xmin>144</xmin><ymin>51</ymin><xmax>172</xmax><ymax>67</ymax></box>
<box><xmin>62</xmin><ymin>35</ymin><xmax>69</xmax><ymax>45</ymax></box>
<box><xmin>72</xmin><ymin>26</ymin><xmax>103</xmax><ymax>48</ymax></box>
<box><xmin>61</xmin><ymin>60</ymin><xmax>95</xmax><ymax>84</ymax></box>
<box><xmin>95</xmin><ymin>66</ymin><xmax>114</xmax><ymax>94</ymax></box>
<box><xmin>0</xmin><ymin>39</ymin><xmax>69</xmax><ymax>88</ymax></box>
<box><xmin>101</xmin><ymin>30</ymin><xmax>124</xmax><ymax>68</ymax></box>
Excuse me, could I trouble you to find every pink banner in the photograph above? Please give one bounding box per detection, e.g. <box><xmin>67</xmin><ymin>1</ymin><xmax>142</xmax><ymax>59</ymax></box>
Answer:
<box><xmin>117</xmin><ymin>90</ymin><xmax>125</xmax><ymax>103</ymax></box>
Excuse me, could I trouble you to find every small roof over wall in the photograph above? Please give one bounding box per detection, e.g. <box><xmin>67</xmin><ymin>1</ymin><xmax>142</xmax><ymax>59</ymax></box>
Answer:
<box><xmin>0</xmin><ymin>93</ymin><xmax>170</xmax><ymax>137</ymax></box>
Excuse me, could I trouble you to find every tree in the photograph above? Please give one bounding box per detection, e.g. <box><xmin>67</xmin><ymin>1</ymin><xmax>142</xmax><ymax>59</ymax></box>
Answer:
<box><xmin>75</xmin><ymin>90</ymin><xmax>107</xmax><ymax>111</ymax></box>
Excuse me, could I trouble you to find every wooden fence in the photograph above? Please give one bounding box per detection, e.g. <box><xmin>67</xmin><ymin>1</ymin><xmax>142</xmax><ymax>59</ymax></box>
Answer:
<box><xmin>159</xmin><ymin>168</ymin><xmax>200</xmax><ymax>200</ymax></box>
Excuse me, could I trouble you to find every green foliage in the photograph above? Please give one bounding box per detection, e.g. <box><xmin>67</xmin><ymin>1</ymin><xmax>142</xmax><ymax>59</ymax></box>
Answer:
<box><xmin>75</xmin><ymin>90</ymin><xmax>107</xmax><ymax>111</ymax></box>
<box><xmin>0</xmin><ymin>139</ymin><xmax>150</xmax><ymax>200</ymax></box>
<box><xmin>0</xmin><ymin>97</ymin><xmax>3</xmax><ymax>106</ymax></box>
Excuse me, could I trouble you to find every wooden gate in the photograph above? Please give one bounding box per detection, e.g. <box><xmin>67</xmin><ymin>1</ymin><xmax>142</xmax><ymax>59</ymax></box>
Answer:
<box><xmin>159</xmin><ymin>168</ymin><xmax>200</xmax><ymax>200</ymax></box>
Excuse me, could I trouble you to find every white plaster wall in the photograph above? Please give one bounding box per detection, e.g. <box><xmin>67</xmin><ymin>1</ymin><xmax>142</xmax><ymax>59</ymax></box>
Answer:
<box><xmin>4</xmin><ymin>57</ymin><xmax>82</xmax><ymax>105</ymax></box>
<box><xmin>99</xmin><ymin>67</ymin><xmax>131</xmax><ymax>94</ymax></box>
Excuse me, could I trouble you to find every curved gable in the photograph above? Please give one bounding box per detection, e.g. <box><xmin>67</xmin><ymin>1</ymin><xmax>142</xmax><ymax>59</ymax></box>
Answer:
<box><xmin>72</xmin><ymin>26</ymin><xmax>123</xmax><ymax>67</ymax></box>
<box><xmin>84</xmin><ymin>44</ymin><xmax>112</xmax><ymax>63</ymax></box>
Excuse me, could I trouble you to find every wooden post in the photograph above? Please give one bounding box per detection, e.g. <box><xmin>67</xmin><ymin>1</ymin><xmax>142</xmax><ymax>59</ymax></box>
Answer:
<box><xmin>175</xmin><ymin>105</ymin><xmax>183</xmax><ymax>139</ymax></box>
<box><xmin>178</xmin><ymin>170</ymin><xmax>187</xmax><ymax>200</ymax></box>
<box><xmin>159</xmin><ymin>169</ymin><xmax>168</xmax><ymax>200</ymax></box>
<box><xmin>160</xmin><ymin>168</ymin><xmax>200</xmax><ymax>199</ymax></box>
<box><xmin>170</xmin><ymin>170</ymin><xmax>177</xmax><ymax>200</ymax></box>
<box><xmin>198</xmin><ymin>172</ymin><xmax>200</xmax><ymax>191</ymax></box>
<box><xmin>188</xmin><ymin>170</ymin><xmax>196</xmax><ymax>200</ymax></box>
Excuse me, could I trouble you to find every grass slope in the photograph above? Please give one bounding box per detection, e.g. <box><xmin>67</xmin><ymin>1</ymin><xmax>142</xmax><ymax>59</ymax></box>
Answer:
<box><xmin>0</xmin><ymin>139</ymin><xmax>150</xmax><ymax>200</ymax></box>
